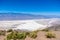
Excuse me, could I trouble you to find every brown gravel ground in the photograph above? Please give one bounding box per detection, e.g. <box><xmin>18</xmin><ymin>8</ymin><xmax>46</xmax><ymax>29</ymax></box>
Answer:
<box><xmin>25</xmin><ymin>31</ymin><xmax>60</xmax><ymax>40</ymax></box>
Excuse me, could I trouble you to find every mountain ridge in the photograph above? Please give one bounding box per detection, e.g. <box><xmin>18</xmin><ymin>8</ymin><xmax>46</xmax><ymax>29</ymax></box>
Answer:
<box><xmin>0</xmin><ymin>13</ymin><xmax>60</xmax><ymax>20</ymax></box>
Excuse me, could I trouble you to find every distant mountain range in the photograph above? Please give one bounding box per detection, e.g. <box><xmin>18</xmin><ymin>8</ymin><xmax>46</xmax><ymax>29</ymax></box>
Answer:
<box><xmin>0</xmin><ymin>13</ymin><xmax>60</xmax><ymax>20</ymax></box>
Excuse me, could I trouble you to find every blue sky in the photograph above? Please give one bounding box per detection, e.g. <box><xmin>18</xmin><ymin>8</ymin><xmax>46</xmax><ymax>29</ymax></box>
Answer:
<box><xmin>0</xmin><ymin>0</ymin><xmax>60</xmax><ymax>15</ymax></box>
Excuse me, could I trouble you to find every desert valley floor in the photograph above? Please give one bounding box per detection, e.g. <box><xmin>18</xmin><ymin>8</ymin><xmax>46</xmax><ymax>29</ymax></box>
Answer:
<box><xmin>0</xmin><ymin>18</ymin><xmax>60</xmax><ymax>40</ymax></box>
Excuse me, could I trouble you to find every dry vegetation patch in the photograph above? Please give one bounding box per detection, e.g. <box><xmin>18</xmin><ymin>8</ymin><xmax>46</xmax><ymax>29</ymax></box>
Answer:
<box><xmin>45</xmin><ymin>31</ymin><xmax>56</xmax><ymax>38</ymax></box>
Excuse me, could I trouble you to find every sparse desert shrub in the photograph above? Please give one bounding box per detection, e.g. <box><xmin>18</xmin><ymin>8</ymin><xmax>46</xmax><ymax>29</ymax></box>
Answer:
<box><xmin>7</xmin><ymin>31</ymin><xmax>17</xmax><ymax>40</ymax></box>
<box><xmin>33</xmin><ymin>30</ymin><xmax>40</xmax><ymax>33</ymax></box>
<box><xmin>46</xmin><ymin>32</ymin><xmax>56</xmax><ymax>38</ymax></box>
<box><xmin>28</xmin><ymin>32</ymin><xmax>37</xmax><ymax>39</ymax></box>
<box><xmin>7</xmin><ymin>29</ymin><xmax>13</xmax><ymax>32</ymax></box>
<box><xmin>26</xmin><ymin>32</ymin><xmax>29</xmax><ymax>35</ymax></box>
<box><xmin>42</xmin><ymin>29</ymin><xmax>49</xmax><ymax>32</ymax></box>
<box><xmin>17</xmin><ymin>32</ymin><xmax>26</xmax><ymax>39</ymax></box>
<box><xmin>7</xmin><ymin>32</ymin><xmax>27</xmax><ymax>40</ymax></box>
<box><xmin>7</xmin><ymin>34</ymin><xmax>12</xmax><ymax>39</ymax></box>
<box><xmin>0</xmin><ymin>31</ymin><xmax>6</xmax><ymax>36</ymax></box>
